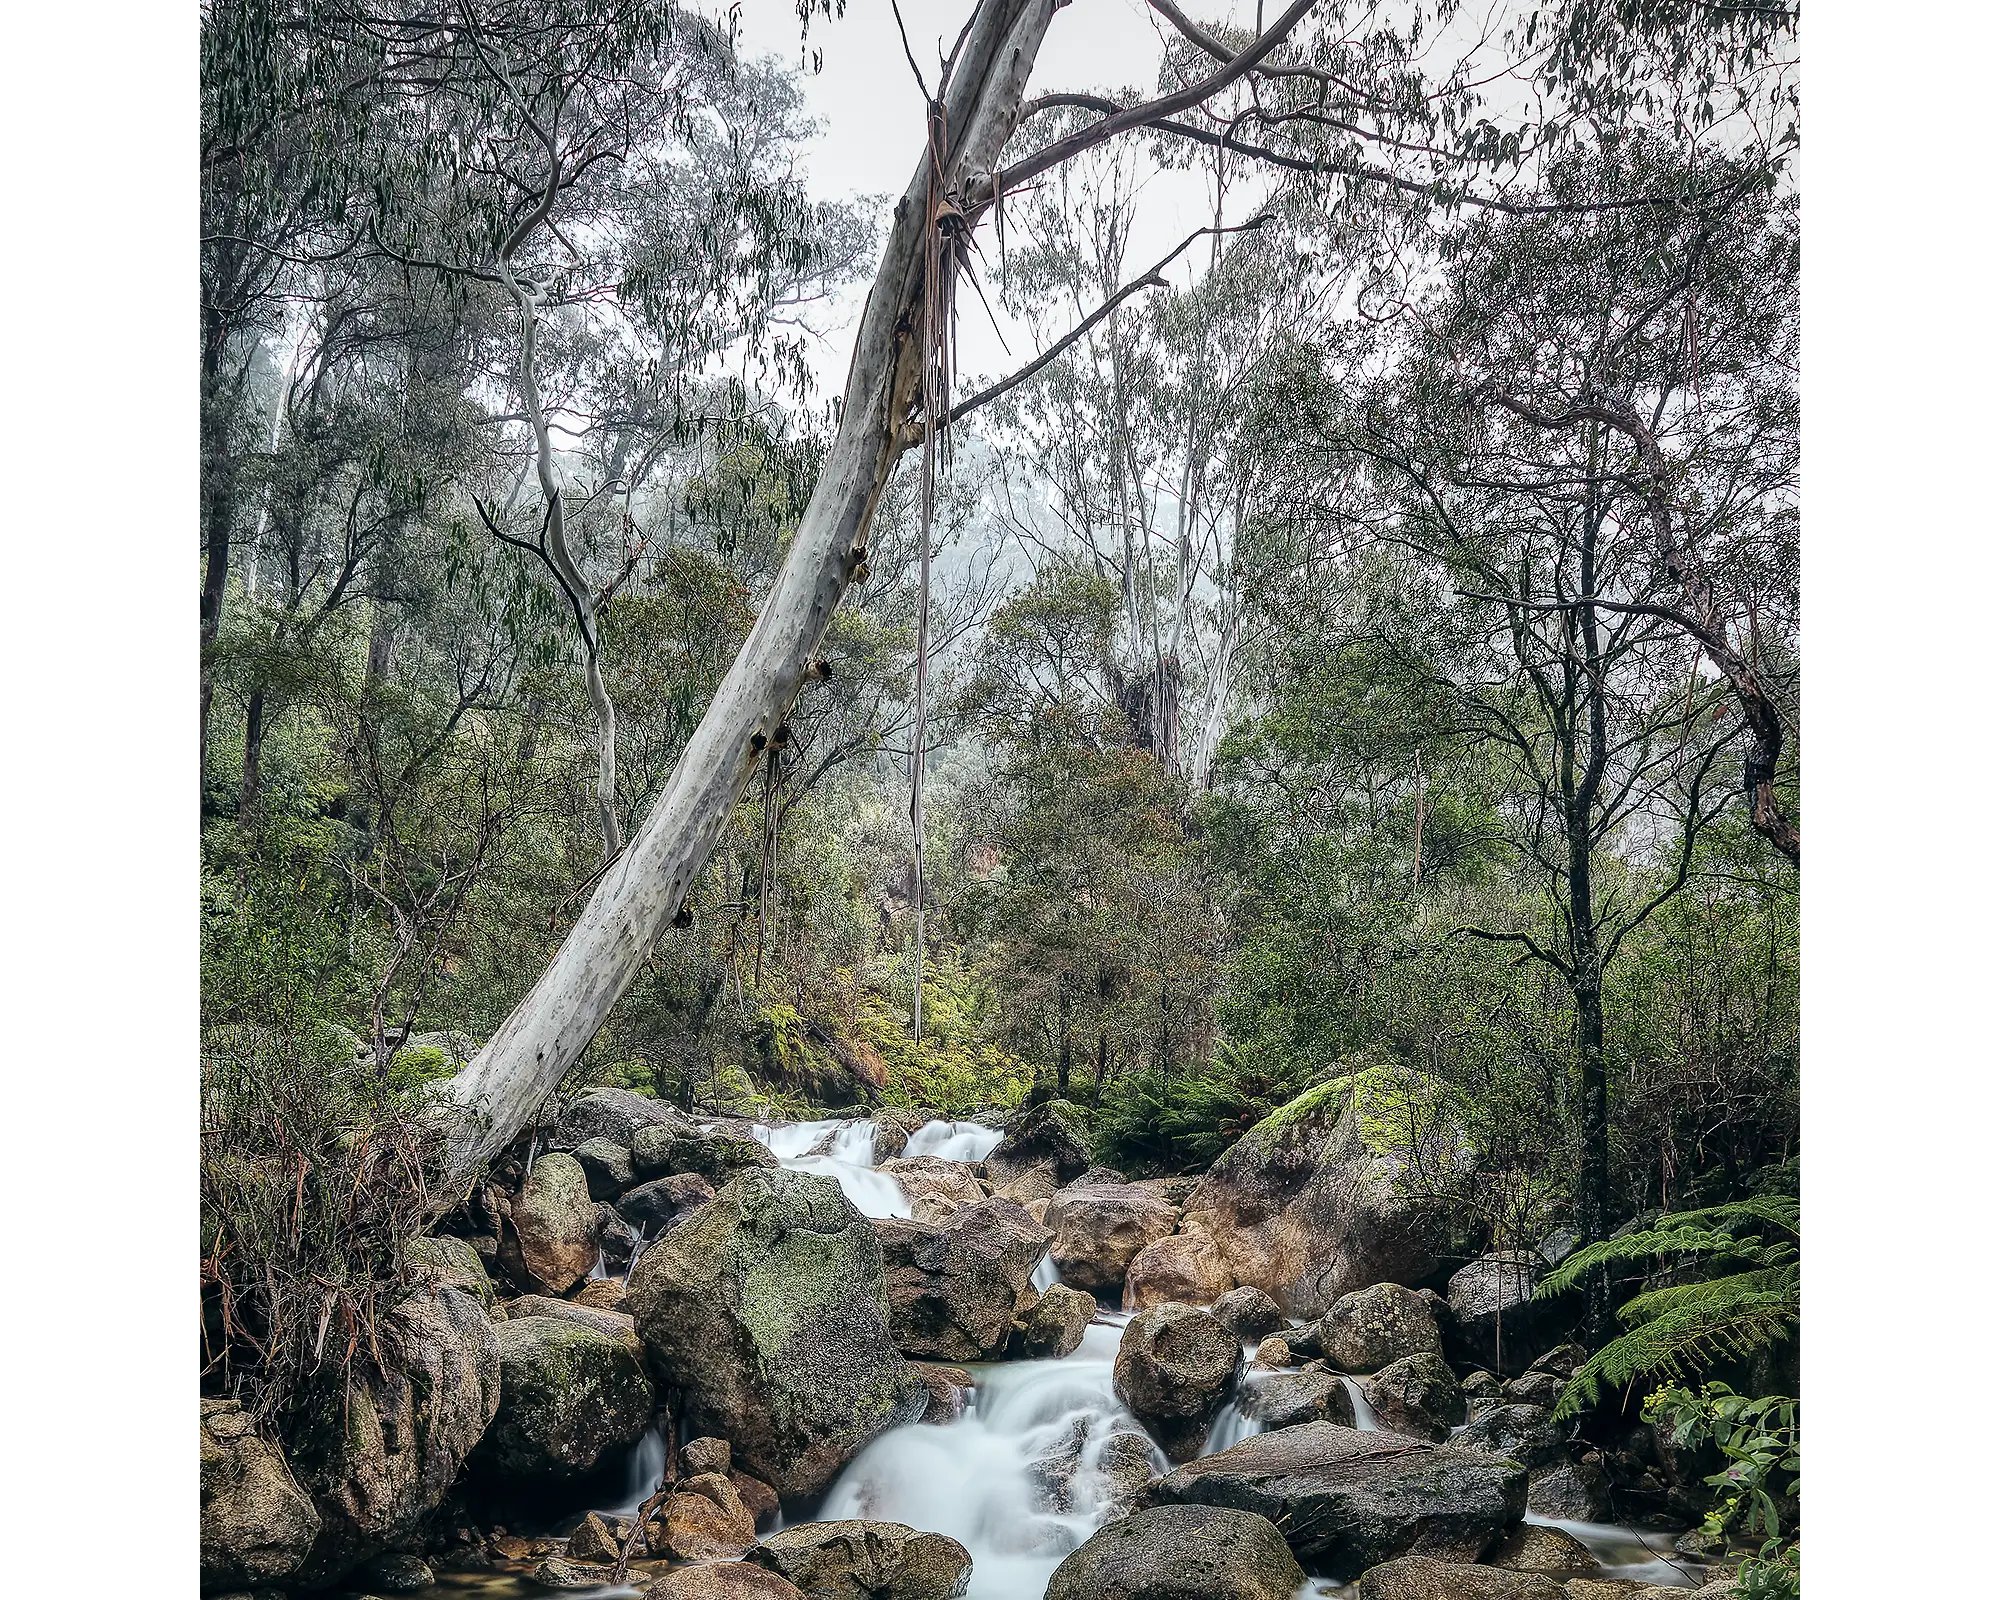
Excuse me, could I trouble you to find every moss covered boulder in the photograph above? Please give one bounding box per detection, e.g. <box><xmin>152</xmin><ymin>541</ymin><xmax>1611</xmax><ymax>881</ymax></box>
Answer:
<box><xmin>1181</xmin><ymin>1067</ymin><xmax>1466</xmax><ymax>1318</ymax></box>
<box><xmin>1010</xmin><ymin>1283</ymin><xmax>1097</xmax><ymax>1359</ymax></box>
<box><xmin>470</xmin><ymin>1314</ymin><xmax>655</xmax><ymax>1484</ymax></box>
<box><xmin>1443</xmin><ymin>1254</ymin><xmax>1573</xmax><ymax>1377</ymax></box>
<box><xmin>1321</xmin><ymin>1282</ymin><xmax>1444</xmax><ymax>1374</ymax></box>
<box><xmin>1363</xmin><ymin>1352</ymin><xmax>1466</xmax><ymax>1440</ymax></box>
<box><xmin>200</xmin><ymin>1399</ymin><xmax>322</xmax><ymax>1590</ymax></box>
<box><xmin>551</xmin><ymin>1086</ymin><xmax>692</xmax><ymax>1151</ymax></box>
<box><xmin>627</xmin><ymin>1168</ymin><xmax>928</xmax><ymax>1498</ymax></box>
<box><xmin>285</xmin><ymin>1284</ymin><xmax>501</xmax><ymax>1586</ymax></box>
<box><xmin>501</xmin><ymin>1153</ymin><xmax>600</xmax><ymax>1294</ymax></box>
<box><xmin>405</xmin><ymin>1234</ymin><xmax>498</xmax><ymax>1312</ymax></box>
<box><xmin>1354</xmin><ymin>1556</ymin><xmax>1565</xmax><ymax>1599</ymax></box>
<box><xmin>631</xmin><ymin>1123</ymin><xmax>778</xmax><ymax>1185</ymax></box>
<box><xmin>1045</xmin><ymin>1504</ymin><xmax>1306</xmax><ymax>1600</ymax></box>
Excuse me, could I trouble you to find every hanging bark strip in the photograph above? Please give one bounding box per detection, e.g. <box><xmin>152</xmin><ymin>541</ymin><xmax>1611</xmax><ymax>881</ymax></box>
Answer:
<box><xmin>908</xmin><ymin>60</ymin><xmax>964</xmax><ymax>1047</ymax></box>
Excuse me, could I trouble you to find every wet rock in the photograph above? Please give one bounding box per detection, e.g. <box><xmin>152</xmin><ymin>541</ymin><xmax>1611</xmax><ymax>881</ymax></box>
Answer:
<box><xmin>1027</xmin><ymin>1416</ymin><xmax>1092</xmax><ymax>1513</ymax></box>
<box><xmin>1010</xmin><ymin>1283</ymin><xmax>1097</xmax><ymax>1359</ymax></box>
<box><xmin>1455</xmin><ymin>1405</ymin><xmax>1569</xmax><ymax>1473</ymax></box>
<box><xmin>1363</xmin><ymin>1352</ymin><xmax>1466</xmax><ymax>1440</ymax></box>
<box><xmin>619</xmin><ymin>1170</ymin><xmax>718</xmax><ymax>1233</ymax></box>
<box><xmin>503</xmin><ymin>1294</ymin><xmax>634</xmax><ymax>1338</ymax></box>
<box><xmin>552</xmin><ymin>1087</ymin><xmax>690</xmax><ymax>1151</ymax></box>
<box><xmin>356</xmin><ymin>1552</ymin><xmax>435</xmax><ymax>1593</ymax></box>
<box><xmin>1149</xmin><ymin>1420</ymin><xmax>1529</xmax><ymax>1579</ymax></box>
<box><xmin>567</xmin><ymin>1512</ymin><xmax>622</xmax><ymax>1563</ymax></box>
<box><xmin>648</xmin><ymin>1563</ymin><xmax>808</xmax><ymax>1600</ymax></box>
<box><xmin>731</xmin><ymin>1470</ymin><xmax>782</xmax><ymax>1528</ymax></box>
<box><xmin>1462</xmin><ymin>1370</ymin><xmax>1502</xmax><ymax>1404</ymax></box>
<box><xmin>1487</xmin><ymin>1523</ymin><xmax>1602</xmax><ymax>1578</ymax></box>
<box><xmin>632</xmin><ymin>1123</ymin><xmax>778</xmax><ymax>1185</ymax></box>
<box><xmin>573</xmin><ymin>1137</ymin><xmax>637</xmax><ymax>1200</ymax></box>
<box><xmin>1096</xmin><ymin>1428</ymin><xmax>1164</xmax><ymax>1517</ymax></box>
<box><xmin>1504</xmin><ymin>1371</ymin><xmax>1567</xmax><ymax>1409</ymax></box>
<box><xmin>1044</xmin><ymin>1183</ymin><xmax>1181</xmax><ymax>1293</ymax></box>
<box><xmin>1068</xmin><ymin>1163</ymin><xmax>1130</xmax><ymax>1187</ymax></box>
<box><xmin>870</xmin><ymin>1109</ymin><xmax>934</xmax><ymax>1165</ymax></box>
<box><xmin>1526</xmin><ymin>1459</ymin><xmax>1612</xmax><ymax>1522</ymax></box>
<box><xmin>663</xmin><ymin>1473</ymin><xmax>759</xmax><ymax>1560</ymax></box>
<box><xmin>1321</xmin><ymin>1282</ymin><xmax>1445</xmax><ymax>1374</ymax></box>
<box><xmin>747</xmin><ymin>1519</ymin><xmax>974</xmax><ymax>1600</ymax></box>
<box><xmin>911</xmin><ymin>1362</ymin><xmax>971</xmax><ymax>1423</ymax></box>
<box><xmin>1211</xmin><ymin>1286</ymin><xmax>1285</xmax><ymax>1339</ymax></box>
<box><xmin>534</xmin><ymin>1555</ymin><xmax>616</xmax><ymax>1589</ymax></box>
<box><xmin>470</xmin><ymin>1314</ymin><xmax>655</xmax><ymax>1483</ymax></box>
<box><xmin>682</xmin><ymin>1436</ymin><xmax>732</xmax><ymax>1476</ymax></box>
<box><xmin>983</xmin><ymin>1100</ymin><xmax>1094</xmax><ymax>1189</ymax></box>
<box><xmin>627</xmin><ymin>1168</ymin><xmax>928</xmax><ymax>1498</ymax></box>
<box><xmin>879</xmin><ymin>1156</ymin><xmax>990</xmax><ymax>1222</ymax></box>
<box><xmin>1114</xmin><ymin>1303</ymin><xmax>1242</xmax><ymax>1463</ymax></box>
<box><xmin>1241</xmin><ymin>1369</ymin><xmax>1356</xmax><ymax>1429</ymax></box>
<box><xmin>1354</xmin><ymin>1556</ymin><xmax>1565</xmax><ymax>1598</ymax></box>
<box><xmin>502</xmin><ymin>1153</ymin><xmax>600</xmax><ymax>1294</ymax></box>
<box><xmin>572</xmin><ymin>1277</ymin><xmax>631</xmax><ymax>1313</ymax></box>
<box><xmin>1444</xmin><ymin>1254</ymin><xmax>1571</xmax><ymax>1377</ymax></box>
<box><xmin>1045</xmin><ymin>1504</ymin><xmax>1306</xmax><ymax>1600</ymax></box>
<box><xmin>287</xmin><ymin>1284</ymin><xmax>501</xmax><ymax>1585</ymax></box>
<box><xmin>405</xmin><ymin>1235</ymin><xmax>498</xmax><ymax>1311</ymax></box>
<box><xmin>875</xmin><ymin>1197</ymin><xmax>1053</xmax><ymax>1360</ymax></box>
<box><xmin>200</xmin><ymin>1400</ymin><xmax>322</xmax><ymax>1590</ymax></box>
<box><xmin>1251</xmin><ymin>1334</ymin><xmax>1295</xmax><ymax>1369</ymax></box>
<box><xmin>1124</xmin><ymin>1227</ymin><xmax>1235</xmax><ymax>1310</ymax></box>
<box><xmin>1180</xmin><ymin>1068</ymin><xmax>1466</xmax><ymax>1318</ymax></box>
<box><xmin>1280</xmin><ymin>1322</ymin><xmax>1324</xmax><ymax>1361</ymax></box>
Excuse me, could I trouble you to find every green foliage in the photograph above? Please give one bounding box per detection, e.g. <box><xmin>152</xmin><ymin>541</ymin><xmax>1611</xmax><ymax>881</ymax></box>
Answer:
<box><xmin>862</xmin><ymin>961</ymin><xmax>1036</xmax><ymax>1119</ymax></box>
<box><xmin>1647</xmin><ymin>1381</ymin><xmax>1800</xmax><ymax>1598</ymax></box>
<box><xmin>1540</xmin><ymin>1196</ymin><xmax>1799</xmax><ymax>1418</ymax></box>
<box><xmin>1094</xmin><ymin>1039</ymin><xmax>1326</xmax><ymax>1174</ymax></box>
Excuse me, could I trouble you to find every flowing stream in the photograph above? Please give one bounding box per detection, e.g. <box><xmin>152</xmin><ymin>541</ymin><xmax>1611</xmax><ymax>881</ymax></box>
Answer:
<box><xmin>425</xmin><ymin>1115</ymin><xmax>1696</xmax><ymax>1599</ymax></box>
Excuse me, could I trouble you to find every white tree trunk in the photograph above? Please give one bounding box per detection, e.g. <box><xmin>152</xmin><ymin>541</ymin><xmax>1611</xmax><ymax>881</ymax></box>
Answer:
<box><xmin>437</xmin><ymin>0</ymin><xmax>1057</xmax><ymax>1188</ymax></box>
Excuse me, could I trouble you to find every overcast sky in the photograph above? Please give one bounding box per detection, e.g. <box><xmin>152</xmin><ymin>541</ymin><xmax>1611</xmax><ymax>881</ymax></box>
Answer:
<box><xmin>732</xmin><ymin>0</ymin><xmax>1267</xmax><ymax>401</ymax></box>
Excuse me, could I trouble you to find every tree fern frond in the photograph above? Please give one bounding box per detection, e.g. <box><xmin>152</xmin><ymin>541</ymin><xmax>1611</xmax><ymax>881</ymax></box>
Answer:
<box><xmin>1554</xmin><ymin>1291</ymin><xmax>1799</xmax><ymax>1419</ymax></box>
<box><xmin>1617</xmin><ymin>1267</ymin><xmax>1797</xmax><ymax>1327</ymax></box>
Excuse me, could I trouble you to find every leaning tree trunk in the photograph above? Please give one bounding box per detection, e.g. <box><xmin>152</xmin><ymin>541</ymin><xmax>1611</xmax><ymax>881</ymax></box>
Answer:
<box><xmin>435</xmin><ymin>0</ymin><xmax>1058</xmax><ymax>1190</ymax></box>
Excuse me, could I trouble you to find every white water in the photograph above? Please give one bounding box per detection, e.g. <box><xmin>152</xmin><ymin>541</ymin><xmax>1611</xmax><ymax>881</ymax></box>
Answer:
<box><xmin>1205</xmin><ymin>1358</ymin><xmax>1273</xmax><ymax>1453</ymax></box>
<box><xmin>903</xmin><ymin>1118</ymin><xmax>1006</xmax><ymax>1162</ymax></box>
<box><xmin>1029</xmin><ymin>1254</ymin><xmax>1061</xmax><ymax>1293</ymax></box>
<box><xmin>599</xmin><ymin>1422</ymin><xmax>670</xmax><ymax>1518</ymax></box>
<box><xmin>753</xmin><ymin>1118</ymin><xmax>912</xmax><ymax>1219</ymax></box>
<box><xmin>1524</xmin><ymin>1513</ymin><xmax>1700</xmax><ymax>1588</ymax></box>
<box><xmin>1339</xmin><ymin>1375</ymin><xmax>1383</xmax><ymax>1431</ymax></box>
<box><xmin>818</xmin><ymin>1312</ymin><xmax>1163</xmax><ymax>1600</ymax></box>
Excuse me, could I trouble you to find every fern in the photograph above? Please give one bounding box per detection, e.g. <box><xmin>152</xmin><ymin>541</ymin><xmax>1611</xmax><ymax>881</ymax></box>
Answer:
<box><xmin>1540</xmin><ymin>1196</ymin><xmax>1798</xmax><ymax>1419</ymax></box>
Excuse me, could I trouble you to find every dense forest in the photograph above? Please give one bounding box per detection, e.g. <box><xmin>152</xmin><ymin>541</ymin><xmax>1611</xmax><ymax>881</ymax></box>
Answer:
<box><xmin>199</xmin><ymin>3</ymin><xmax>1801</xmax><ymax>1599</ymax></box>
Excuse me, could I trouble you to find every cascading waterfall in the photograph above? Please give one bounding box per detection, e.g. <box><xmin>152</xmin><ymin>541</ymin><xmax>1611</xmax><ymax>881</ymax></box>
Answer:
<box><xmin>752</xmin><ymin>1118</ymin><xmax>912</xmax><ymax>1219</ymax></box>
<box><xmin>817</xmin><ymin>1313</ymin><xmax>1163</xmax><ymax>1600</ymax></box>
<box><xmin>1203</xmin><ymin>1357</ymin><xmax>1271</xmax><ymax>1453</ymax></box>
<box><xmin>1029</xmin><ymin>1254</ymin><xmax>1061</xmax><ymax>1293</ymax></box>
<box><xmin>903</xmin><ymin>1119</ymin><xmax>1006</xmax><ymax>1162</ymax></box>
<box><xmin>1340</xmin><ymin>1375</ymin><xmax>1382</xmax><ymax>1431</ymax></box>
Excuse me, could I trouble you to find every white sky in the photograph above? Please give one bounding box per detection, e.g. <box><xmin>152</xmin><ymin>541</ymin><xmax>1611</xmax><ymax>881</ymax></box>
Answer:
<box><xmin>732</xmin><ymin>0</ymin><xmax>1267</xmax><ymax>401</ymax></box>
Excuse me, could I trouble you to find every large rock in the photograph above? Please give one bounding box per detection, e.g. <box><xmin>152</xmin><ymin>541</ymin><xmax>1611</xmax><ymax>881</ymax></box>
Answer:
<box><xmin>870</xmin><ymin>1109</ymin><xmax>935</xmax><ymax>1165</ymax></box>
<box><xmin>661</xmin><ymin>1472</ymin><xmax>760</xmax><ymax>1560</ymax></box>
<box><xmin>618</xmin><ymin>1171</ymin><xmax>717</xmax><ymax>1234</ymax></box>
<box><xmin>1045</xmin><ymin>1504</ymin><xmax>1307</xmax><ymax>1600</ymax></box>
<box><xmin>573</xmin><ymin>1136</ymin><xmax>638</xmax><ymax>1200</ymax></box>
<box><xmin>1240</xmin><ymin>1368</ymin><xmax>1356</xmax><ymax>1429</ymax></box>
<box><xmin>1363</xmin><ymin>1352</ymin><xmax>1466</xmax><ymax>1441</ymax></box>
<box><xmin>1010</xmin><ymin>1283</ymin><xmax>1098</xmax><ymax>1359</ymax></box>
<box><xmin>1181</xmin><ymin>1068</ymin><xmax>1464</xmax><ymax>1318</ymax></box>
<box><xmin>1114</xmin><ymin>1304</ymin><xmax>1241</xmax><ymax>1463</ymax></box>
<box><xmin>1321</xmin><ymin>1282</ymin><xmax>1445</xmax><ymax>1374</ymax></box>
<box><xmin>286</xmin><ymin>1285</ymin><xmax>501</xmax><ymax>1585</ymax></box>
<box><xmin>874</xmin><ymin>1197</ymin><xmax>1053</xmax><ymax>1360</ymax></box>
<box><xmin>1354</xmin><ymin>1556</ymin><xmax>1565</xmax><ymax>1599</ymax></box>
<box><xmin>1486</xmin><ymin>1523</ymin><xmax>1601</xmax><ymax>1578</ymax></box>
<box><xmin>405</xmin><ymin>1234</ymin><xmax>498</xmax><ymax>1312</ymax></box>
<box><xmin>649</xmin><ymin>1564</ymin><xmax>808</xmax><ymax>1600</ymax></box>
<box><xmin>552</xmin><ymin>1087</ymin><xmax>690</xmax><ymax>1150</ymax></box>
<box><xmin>502</xmin><ymin>1153</ymin><xmax>600</xmax><ymax>1293</ymax></box>
<box><xmin>747</xmin><ymin>1520</ymin><xmax>973</xmax><ymax>1600</ymax></box>
<box><xmin>1211</xmin><ymin>1286</ymin><xmax>1285</xmax><ymax>1339</ymax></box>
<box><xmin>983</xmin><ymin>1100</ymin><xmax>1093</xmax><ymax>1189</ymax></box>
<box><xmin>1097</xmin><ymin>1428</ymin><xmax>1165</xmax><ymax>1517</ymax></box>
<box><xmin>632</xmin><ymin>1123</ymin><xmax>779</xmax><ymax>1185</ymax></box>
<box><xmin>470</xmin><ymin>1315</ymin><xmax>655</xmax><ymax>1483</ymax></box>
<box><xmin>200</xmin><ymin>1400</ymin><xmax>322</xmax><ymax>1590</ymax></box>
<box><xmin>878</xmin><ymin>1157</ymin><xmax>990</xmax><ymax>1222</ymax></box>
<box><xmin>1526</xmin><ymin>1458</ymin><xmax>1612</xmax><ymax>1522</ymax></box>
<box><xmin>1044</xmin><ymin>1184</ymin><xmax>1182</xmax><ymax>1293</ymax></box>
<box><xmin>627</xmin><ymin>1168</ymin><xmax>928</xmax><ymax>1498</ymax></box>
<box><xmin>1124</xmin><ymin>1228</ymin><xmax>1235</xmax><ymax>1310</ymax></box>
<box><xmin>1444</xmin><ymin>1255</ymin><xmax>1571</xmax><ymax>1377</ymax></box>
<box><xmin>1149</xmin><ymin>1421</ymin><xmax>1528</xmax><ymax>1579</ymax></box>
<box><xmin>1454</xmin><ymin>1405</ymin><xmax>1569</xmax><ymax>1473</ymax></box>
